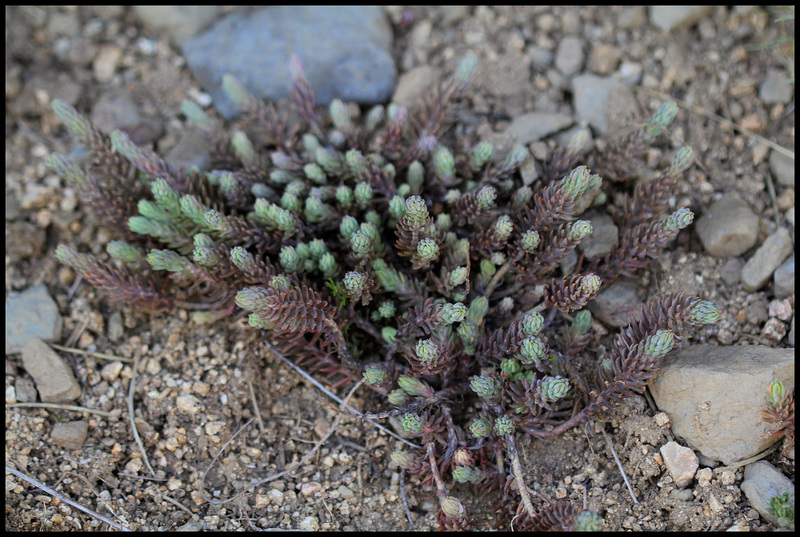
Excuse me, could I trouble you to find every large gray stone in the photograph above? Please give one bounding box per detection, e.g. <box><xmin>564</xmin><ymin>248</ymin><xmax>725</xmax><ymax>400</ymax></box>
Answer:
<box><xmin>695</xmin><ymin>192</ymin><xmax>759</xmax><ymax>258</ymax></box>
<box><xmin>648</xmin><ymin>345</ymin><xmax>794</xmax><ymax>466</ymax></box>
<box><xmin>182</xmin><ymin>6</ymin><xmax>396</xmax><ymax>119</ymax></box>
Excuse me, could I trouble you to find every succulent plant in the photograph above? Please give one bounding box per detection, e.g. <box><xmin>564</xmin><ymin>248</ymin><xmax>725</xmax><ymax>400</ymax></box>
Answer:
<box><xmin>49</xmin><ymin>52</ymin><xmax>719</xmax><ymax>530</ymax></box>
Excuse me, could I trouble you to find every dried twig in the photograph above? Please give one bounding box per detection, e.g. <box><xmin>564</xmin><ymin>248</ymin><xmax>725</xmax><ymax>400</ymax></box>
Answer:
<box><xmin>600</xmin><ymin>426</ymin><xmax>638</xmax><ymax>504</ymax></box>
<box><xmin>128</xmin><ymin>352</ymin><xmax>156</xmax><ymax>477</ymax></box>
<box><xmin>399</xmin><ymin>468</ymin><xmax>416</xmax><ymax>531</ymax></box>
<box><xmin>247</xmin><ymin>376</ymin><xmax>266</xmax><ymax>436</ymax></box>
<box><xmin>7</xmin><ymin>402</ymin><xmax>122</xmax><ymax>418</ymax></box>
<box><xmin>506</xmin><ymin>433</ymin><xmax>536</xmax><ymax>518</ymax></box>
<box><xmin>49</xmin><ymin>342</ymin><xmax>133</xmax><ymax>363</ymax></box>
<box><xmin>5</xmin><ymin>464</ymin><xmax>133</xmax><ymax>531</ymax></box>
<box><xmin>716</xmin><ymin>443</ymin><xmax>780</xmax><ymax>472</ymax></box>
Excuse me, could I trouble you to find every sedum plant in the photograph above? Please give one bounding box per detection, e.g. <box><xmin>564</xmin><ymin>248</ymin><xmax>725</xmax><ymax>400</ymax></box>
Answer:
<box><xmin>49</xmin><ymin>53</ymin><xmax>719</xmax><ymax>530</ymax></box>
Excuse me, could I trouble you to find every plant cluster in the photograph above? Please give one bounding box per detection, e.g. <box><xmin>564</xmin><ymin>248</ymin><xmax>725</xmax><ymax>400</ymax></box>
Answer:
<box><xmin>49</xmin><ymin>53</ymin><xmax>720</xmax><ymax>530</ymax></box>
<box><xmin>769</xmin><ymin>491</ymin><xmax>795</xmax><ymax>530</ymax></box>
<box><xmin>762</xmin><ymin>379</ymin><xmax>795</xmax><ymax>459</ymax></box>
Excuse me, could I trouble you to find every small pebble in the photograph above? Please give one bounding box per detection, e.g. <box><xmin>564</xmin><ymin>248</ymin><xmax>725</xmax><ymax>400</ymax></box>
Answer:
<box><xmin>660</xmin><ymin>441</ymin><xmax>699</xmax><ymax>488</ymax></box>
<box><xmin>768</xmin><ymin>298</ymin><xmax>793</xmax><ymax>321</ymax></box>
<box><xmin>301</xmin><ymin>481</ymin><xmax>322</xmax><ymax>496</ymax></box>
<box><xmin>299</xmin><ymin>516</ymin><xmax>320</xmax><ymax>531</ymax></box>
<box><xmin>100</xmin><ymin>361</ymin><xmax>124</xmax><ymax>382</ymax></box>
<box><xmin>267</xmin><ymin>489</ymin><xmax>284</xmax><ymax>506</ymax></box>
<box><xmin>176</xmin><ymin>394</ymin><xmax>202</xmax><ymax>414</ymax></box>
<box><xmin>93</xmin><ymin>45</ymin><xmax>122</xmax><ymax>82</ymax></box>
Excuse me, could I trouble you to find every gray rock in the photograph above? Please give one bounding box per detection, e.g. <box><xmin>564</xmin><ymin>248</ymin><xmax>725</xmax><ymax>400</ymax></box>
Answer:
<box><xmin>578</xmin><ymin>210</ymin><xmax>618</xmax><ymax>260</ymax></box>
<box><xmin>618</xmin><ymin>6</ymin><xmax>647</xmax><ymax>30</ymax></box>
<box><xmin>660</xmin><ymin>441</ymin><xmax>699</xmax><ymax>488</ymax></box>
<box><xmin>527</xmin><ymin>45</ymin><xmax>553</xmax><ymax>71</ymax></box>
<box><xmin>695</xmin><ymin>192</ymin><xmax>759</xmax><ymax>258</ymax></box>
<box><xmin>182</xmin><ymin>6</ymin><xmax>396</xmax><ymax>119</ymax></box>
<box><xmin>519</xmin><ymin>157</ymin><xmax>540</xmax><ymax>187</ymax></box>
<box><xmin>6</xmin><ymin>284</ymin><xmax>63</xmax><ymax>354</ymax></box>
<box><xmin>769</xmin><ymin>150</ymin><xmax>794</xmax><ymax>187</ymax></box>
<box><xmin>107</xmin><ymin>311</ymin><xmax>124</xmax><ymax>343</ymax></box>
<box><xmin>392</xmin><ymin>65</ymin><xmax>438</xmax><ymax>108</ymax></box>
<box><xmin>505</xmin><ymin>112</ymin><xmax>574</xmax><ymax>146</ymax></box>
<box><xmin>572</xmin><ymin>75</ymin><xmax>638</xmax><ymax>135</ymax></box>
<box><xmin>648</xmin><ymin>6</ymin><xmax>715</xmax><ymax>32</ymax></box>
<box><xmin>554</xmin><ymin>36</ymin><xmax>584</xmax><ymax>76</ymax></box>
<box><xmin>789</xmin><ymin>317</ymin><xmax>795</xmax><ymax>347</ymax></box>
<box><xmin>618</xmin><ymin>61</ymin><xmax>643</xmax><ymax>86</ymax></box>
<box><xmin>773</xmin><ymin>255</ymin><xmax>795</xmax><ymax>299</ymax></box>
<box><xmin>740</xmin><ymin>461</ymin><xmax>794</xmax><ymax>527</ymax></box>
<box><xmin>134</xmin><ymin>6</ymin><xmax>221</xmax><ymax>44</ymax></box>
<box><xmin>50</xmin><ymin>420</ymin><xmax>89</xmax><ymax>450</ymax></box>
<box><xmin>741</xmin><ymin>228</ymin><xmax>793</xmax><ymax>291</ymax></box>
<box><xmin>14</xmin><ymin>377</ymin><xmax>38</xmax><ymax>403</ymax></box>
<box><xmin>47</xmin><ymin>10</ymin><xmax>80</xmax><ymax>37</ymax></box>
<box><xmin>90</xmin><ymin>90</ymin><xmax>141</xmax><ymax>133</ymax></box>
<box><xmin>21</xmin><ymin>338</ymin><xmax>82</xmax><ymax>403</ymax></box>
<box><xmin>759</xmin><ymin>70</ymin><xmax>794</xmax><ymax>105</ymax></box>
<box><xmin>648</xmin><ymin>345</ymin><xmax>794</xmax><ymax>466</ymax></box>
<box><xmin>719</xmin><ymin>257</ymin><xmax>744</xmax><ymax>287</ymax></box>
<box><xmin>588</xmin><ymin>281</ymin><xmax>643</xmax><ymax>328</ymax></box>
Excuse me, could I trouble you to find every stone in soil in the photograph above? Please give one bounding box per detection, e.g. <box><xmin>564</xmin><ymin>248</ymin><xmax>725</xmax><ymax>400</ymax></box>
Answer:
<box><xmin>182</xmin><ymin>6</ymin><xmax>396</xmax><ymax>119</ymax></box>
<box><xmin>50</xmin><ymin>420</ymin><xmax>89</xmax><ymax>450</ymax></box>
<box><xmin>554</xmin><ymin>36</ymin><xmax>585</xmax><ymax>76</ymax></box>
<box><xmin>21</xmin><ymin>338</ymin><xmax>82</xmax><ymax>403</ymax></box>
<box><xmin>505</xmin><ymin>111</ymin><xmax>574</xmax><ymax>145</ymax></box>
<box><xmin>648</xmin><ymin>6</ymin><xmax>714</xmax><ymax>31</ymax></box>
<box><xmin>391</xmin><ymin>65</ymin><xmax>438</xmax><ymax>108</ymax></box>
<box><xmin>694</xmin><ymin>192</ymin><xmax>759</xmax><ymax>258</ymax></box>
<box><xmin>572</xmin><ymin>74</ymin><xmax>638</xmax><ymax>135</ymax></box>
<box><xmin>588</xmin><ymin>281</ymin><xmax>643</xmax><ymax>328</ymax></box>
<box><xmin>741</xmin><ymin>227</ymin><xmax>793</xmax><ymax>291</ymax></box>
<box><xmin>769</xmin><ymin>149</ymin><xmax>794</xmax><ymax>187</ymax></box>
<box><xmin>578</xmin><ymin>209</ymin><xmax>618</xmax><ymax>260</ymax></box>
<box><xmin>648</xmin><ymin>344</ymin><xmax>794</xmax><ymax>465</ymax></box>
<box><xmin>659</xmin><ymin>441</ymin><xmax>699</xmax><ymax>488</ymax></box>
<box><xmin>6</xmin><ymin>284</ymin><xmax>63</xmax><ymax>354</ymax></box>
<box><xmin>773</xmin><ymin>256</ymin><xmax>795</xmax><ymax>299</ymax></box>
<box><xmin>719</xmin><ymin>257</ymin><xmax>744</xmax><ymax>287</ymax></box>
<box><xmin>740</xmin><ymin>461</ymin><xmax>795</xmax><ymax>527</ymax></box>
<box><xmin>759</xmin><ymin>70</ymin><xmax>794</xmax><ymax>105</ymax></box>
